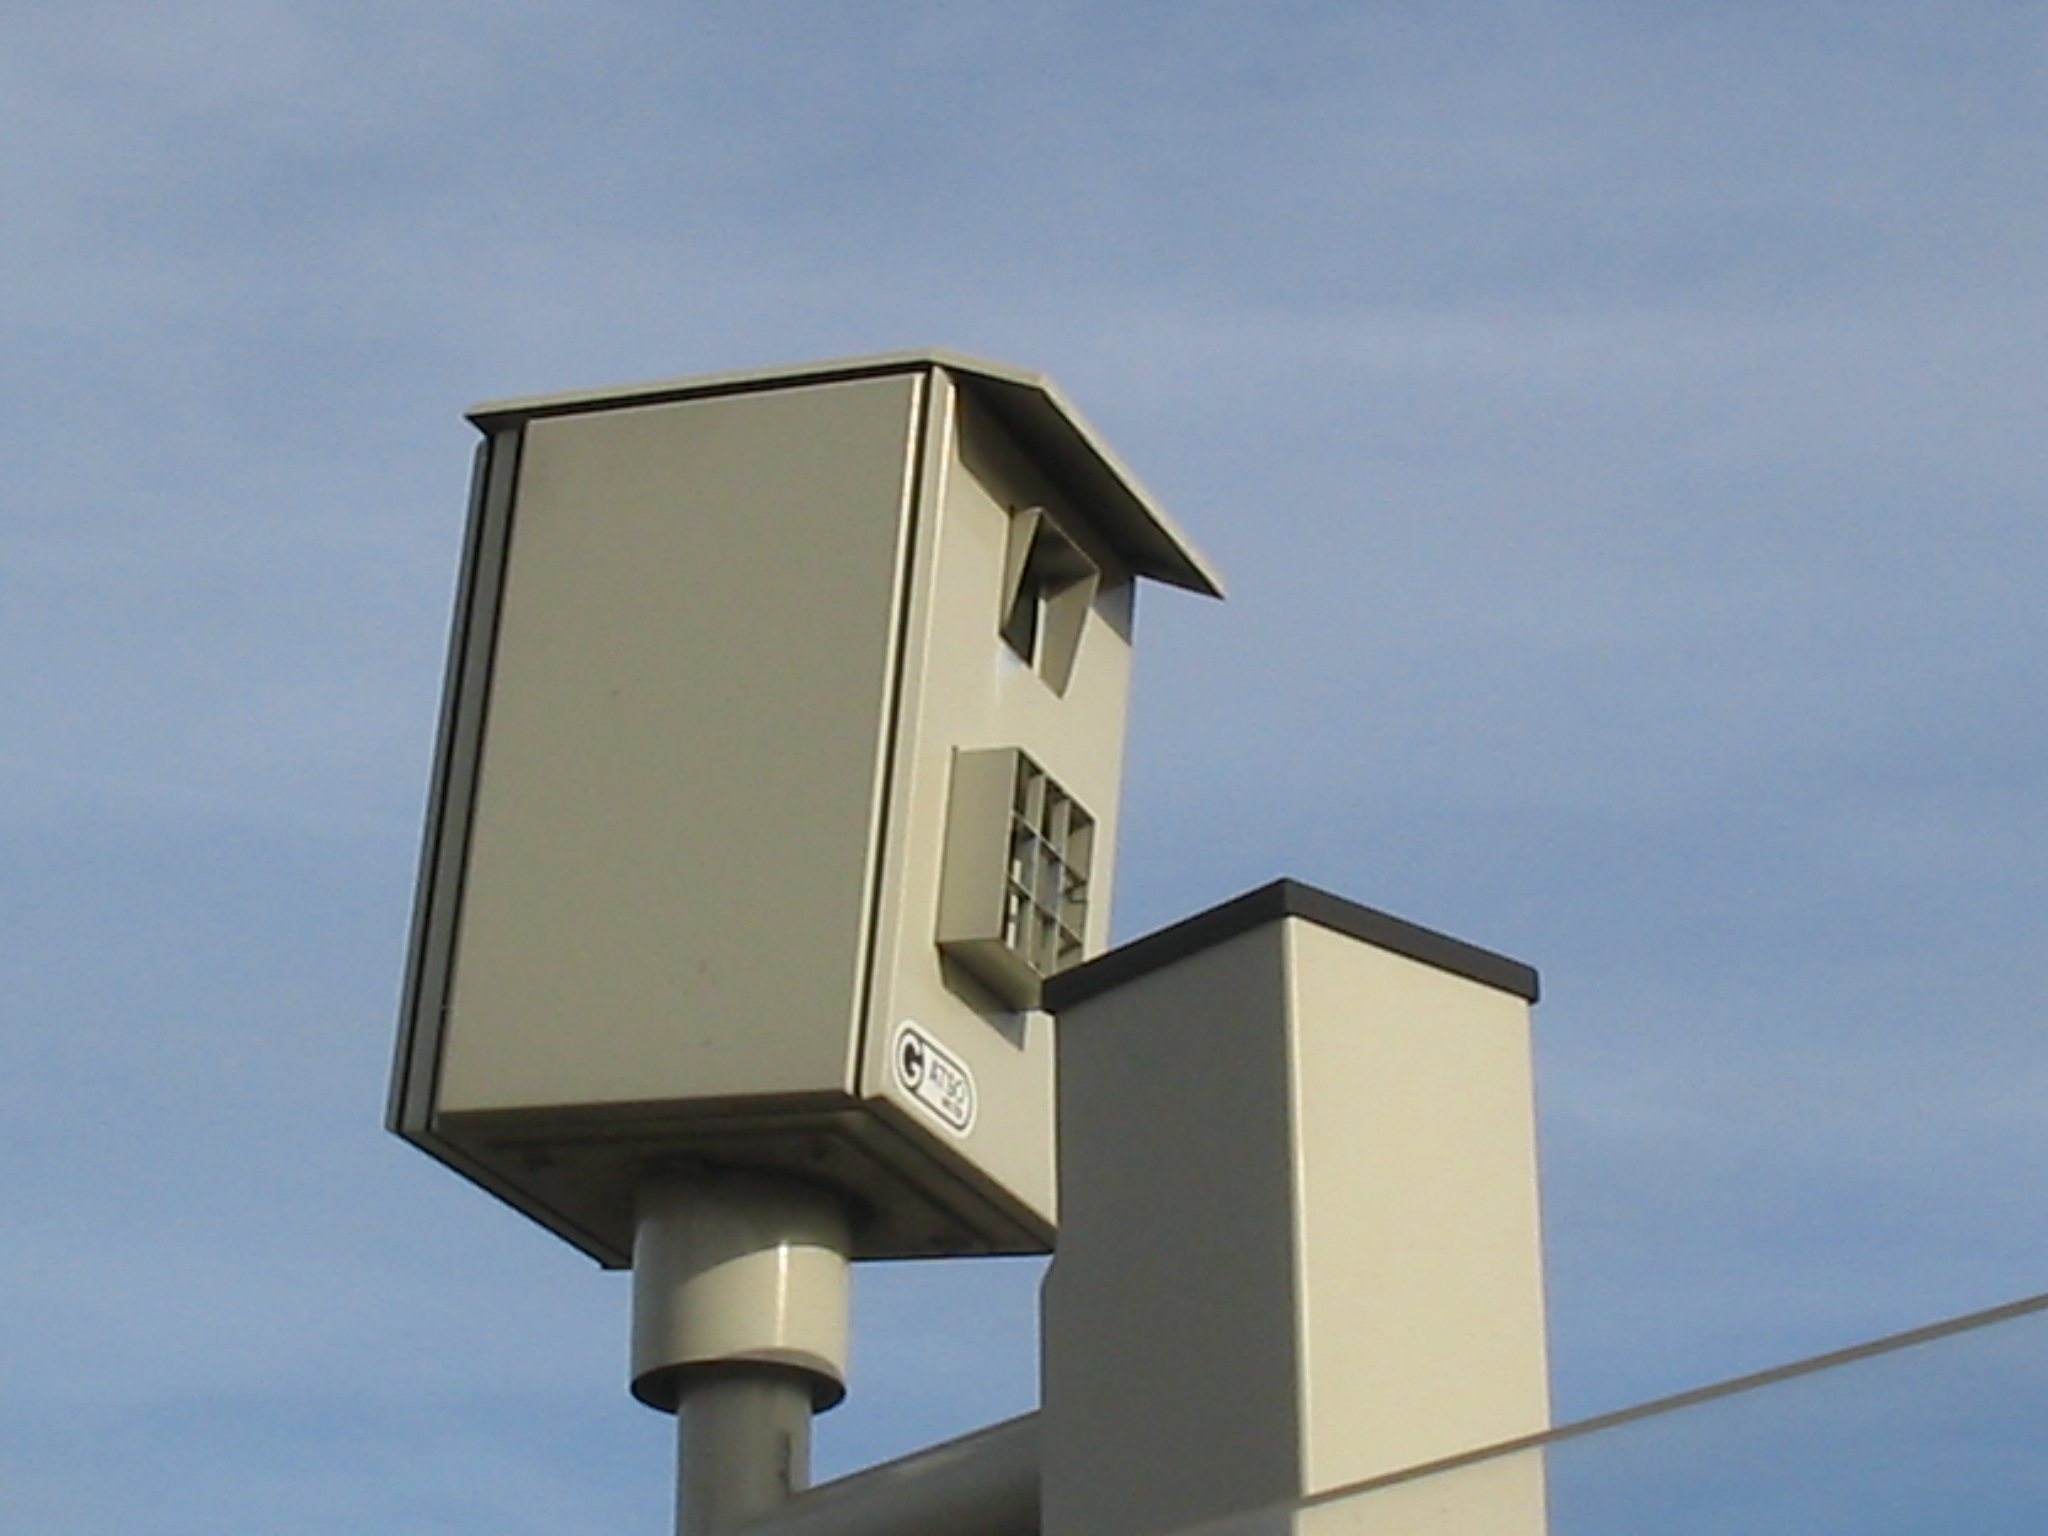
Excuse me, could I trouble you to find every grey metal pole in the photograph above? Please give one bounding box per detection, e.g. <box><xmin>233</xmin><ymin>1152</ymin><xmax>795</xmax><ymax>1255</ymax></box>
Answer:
<box><xmin>677</xmin><ymin>1370</ymin><xmax>817</xmax><ymax>1536</ymax></box>
<box><xmin>629</xmin><ymin>1172</ymin><xmax>852</xmax><ymax>1536</ymax></box>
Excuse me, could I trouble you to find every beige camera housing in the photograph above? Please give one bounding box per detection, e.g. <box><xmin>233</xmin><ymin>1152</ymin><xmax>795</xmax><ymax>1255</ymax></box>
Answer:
<box><xmin>389</xmin><ymin>351</ymin><xmax>1220</xmax><ymax>1265</ymax></box>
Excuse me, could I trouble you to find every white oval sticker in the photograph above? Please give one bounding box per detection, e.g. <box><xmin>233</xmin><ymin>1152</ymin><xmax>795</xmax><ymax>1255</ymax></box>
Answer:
<box><xmin>893</xmin><ymin>1021</ymin><xmax>976</xmax><ymax>1136</ymax></box>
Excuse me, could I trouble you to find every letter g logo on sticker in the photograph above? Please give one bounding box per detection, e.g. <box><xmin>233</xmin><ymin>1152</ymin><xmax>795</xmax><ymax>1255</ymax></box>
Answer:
<box><xmin>893</xmin><ymin>1021</ymin><xmax>975</xmax><ymax>1135</ymax></box>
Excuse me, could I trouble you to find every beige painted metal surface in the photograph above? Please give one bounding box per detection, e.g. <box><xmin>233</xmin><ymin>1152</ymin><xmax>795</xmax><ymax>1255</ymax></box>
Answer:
<box><xmin>390</xmin><ymin>352</ymin><xmax>1218</xmax><ymax>1267</ymax></box>
<box><xmin>1285</xmin><ymin>1450</ymin><xmax>1549</xmax><ymax>1536</ymax></box>
<box><xmin>630</xmin><ymin>1173</ymin><xmax>853</xmax><ymax>1412</ymax></box>
<box><xmin>1041</xmin><ymin>882</ymin><xmax>1549</xmax><ymax>1536</ymax></box>
<box><xmin>1286</xmin><ymin>917</ymin><xmax>1549</xmax><ymax>1488</ymax></box>
<box><xmin>735</xmin><ymin>1413</ymin><xmax>1039</xmax><ymax>1536</ymax></box>
<box><xmin>445</xmin><ymin>377</ymin><xmax>914</xmax><ymax>1115</ymax></box>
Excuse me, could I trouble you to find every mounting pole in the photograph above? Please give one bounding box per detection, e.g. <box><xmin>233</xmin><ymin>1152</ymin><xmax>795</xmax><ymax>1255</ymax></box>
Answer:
<box><xmin>630</xmin><ymin>1171</ymin><xmax>853</xmax><ymax>1536</ymax></box>
<box><xmin>675</xmin><ymin>1372</ymin><xmax>817</xmax><ymax>1536</ymax></box>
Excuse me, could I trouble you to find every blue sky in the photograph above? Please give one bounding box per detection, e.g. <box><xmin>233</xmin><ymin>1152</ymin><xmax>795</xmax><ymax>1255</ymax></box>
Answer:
<box><xmin>5</xmin><ymin>3</ymin><xmax>2046</xmax><ymax>1531</ymax></box>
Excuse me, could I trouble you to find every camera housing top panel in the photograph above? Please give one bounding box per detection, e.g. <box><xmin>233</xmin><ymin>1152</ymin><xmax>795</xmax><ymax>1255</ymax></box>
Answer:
<box><xmin>389</xmin><ymin>351</ymin><xmax>1221</xmax><ymax>1265</ymax></box>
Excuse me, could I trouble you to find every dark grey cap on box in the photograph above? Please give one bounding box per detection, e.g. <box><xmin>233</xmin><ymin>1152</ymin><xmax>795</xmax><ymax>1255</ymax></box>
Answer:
<box><xmin>1043</xmin><ymin>878</ymin><xmax>1539</xmax><ymax>1012</ymax></box>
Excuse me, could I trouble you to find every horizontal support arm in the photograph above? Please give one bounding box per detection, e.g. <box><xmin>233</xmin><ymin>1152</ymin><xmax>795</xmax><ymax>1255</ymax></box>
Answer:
<box><xmin>738</xmin><ymin>1412</ymin><xmax>1039</xmax><ymax>1536</ymax></box>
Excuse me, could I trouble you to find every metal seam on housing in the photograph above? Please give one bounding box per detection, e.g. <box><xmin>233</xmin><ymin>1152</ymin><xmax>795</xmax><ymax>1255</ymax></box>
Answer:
<box><xmin>851</xmin><ymin>367</ymin><xmax>936</xmax><ymax>1111</ymax></box>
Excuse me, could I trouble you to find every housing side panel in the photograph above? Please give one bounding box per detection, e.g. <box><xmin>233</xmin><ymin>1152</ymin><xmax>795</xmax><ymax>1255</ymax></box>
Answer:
<box><xmin>390</xmin><ymin>427</ymin><xmax>524</xmax><ymax>1136</ymax></box>
<box><xmin>1285</xmin><ymin>917</ymin><xmax>1551</xmax><ymax>1488</ymax></box>
<box><xmin>857</xmin><ymin>376</ymin><xmax>1138</xmax><ymax>1244</ymax></box>
<box><xmin>435</xmin><ymin>374</ymin><xmax>922</xmax><ymax>1113</ymax></box>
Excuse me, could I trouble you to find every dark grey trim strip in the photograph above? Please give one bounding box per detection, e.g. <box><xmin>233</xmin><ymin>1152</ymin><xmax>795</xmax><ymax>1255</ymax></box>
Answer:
<box><xmin>1042</xmin><ymin>878</ymin><xmax>1539</xmax><ymax>1011</ymax></box>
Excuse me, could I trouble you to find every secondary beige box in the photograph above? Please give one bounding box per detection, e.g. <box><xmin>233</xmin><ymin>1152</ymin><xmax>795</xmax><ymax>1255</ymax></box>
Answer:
<box><xmin>1042</xmin><ymin>880</ymin><xmax>1547</xmax><ymax>1536</ymax></box>
<box><xmin>389</xmin><ymin>351</ymin><xmax>1220</xmax><ymax>1265</ymax></box>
